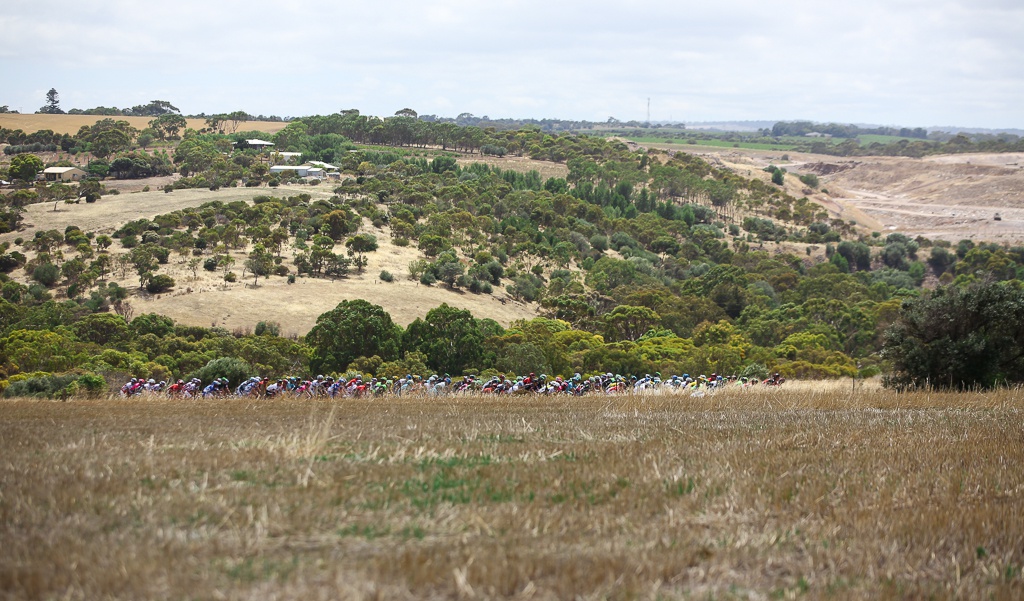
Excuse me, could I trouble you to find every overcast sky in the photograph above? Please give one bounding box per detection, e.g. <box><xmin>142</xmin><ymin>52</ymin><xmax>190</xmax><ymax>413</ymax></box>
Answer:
<box><xmin>2</xmin><ymin>0</ymin><xmax>1022</xmax><ymax>128</ymax></box>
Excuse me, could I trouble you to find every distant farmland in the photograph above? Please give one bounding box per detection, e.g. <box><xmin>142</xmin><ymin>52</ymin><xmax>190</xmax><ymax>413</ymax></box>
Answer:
<box><xmin>0</xmin><ymin>113</ymin><xmax>289</xmax><ymax>136</ymax></box>
<box><xmin>620</xmin><ymin>133</ymin><xmax>922</xmax><ymax>153</ymax></box>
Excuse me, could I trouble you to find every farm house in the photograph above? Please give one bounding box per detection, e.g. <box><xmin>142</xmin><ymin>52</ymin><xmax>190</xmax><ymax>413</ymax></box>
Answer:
<box><xmin>41</xmin><ymin>166</ymin><xmax>86</xmax><ymax>182</ymax></box>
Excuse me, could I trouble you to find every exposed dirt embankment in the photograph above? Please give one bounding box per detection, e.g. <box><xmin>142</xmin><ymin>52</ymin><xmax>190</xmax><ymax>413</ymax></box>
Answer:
<box><xmin>822</xmin><ymin>154</ymin><xmax>1024</xmax><ymax>243</ymax></box>
<box><xmin>644</xmin><ymin>142</ymin><xmax>1024</xmax><ymax>243</ymax></box>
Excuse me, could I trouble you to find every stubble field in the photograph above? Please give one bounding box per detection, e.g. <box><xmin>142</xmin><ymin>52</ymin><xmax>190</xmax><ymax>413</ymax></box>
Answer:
<box><xmin>1</xmin><ymin>383</ymin><xmax>1022</xmax><ymax>600</ymax></box>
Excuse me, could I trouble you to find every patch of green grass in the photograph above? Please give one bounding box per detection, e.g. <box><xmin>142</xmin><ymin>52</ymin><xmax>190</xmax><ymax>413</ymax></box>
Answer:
<box><xmin>857</xmin><ymin>134</ymin><xmax>915</xmax><ymax>145</ymax></box>
<box><xmin>475</xmin><ymin>433</ymin><xmax>525</xmax><ymax>444</ymax></box>
<box><xmin>543</xmin><ymin>478</ymin><xmax>631</xmax><ymax>507</ymax></box>
<box><xmin>394</xmin><ymin>464</ymin><xmax>532</xmax><ymax>509</ymax></box>
<box><xmin>402</xmin><ymin>472</ymin><xmax>476</xmax><ymax>508</ymax></box>
<box><xmin>626</xmin><ymin>136</ymin><xmax>804</xmax><ymax>151</ymax></box>
<box><xmin>337</xmin><ymin>523</ymin><xmax>391</xmax><ymax>539</ymax></box>
<box><xmin>664</xmin><ymin>477</ymin><xmax>696</xmax><ymax>497</ymax></box>
<box><xmin>415</xmin><ymin>454</ymin><xmax>493</xmax><ymax>470</ymax></box>
<box><xmin>400</xmin><ymin>525</ymin><xmax>426</xmax><ymax>540</ymax></box>
<box><xmin>224</xmin><ymin>556</ymin><xmax>299</xmax><ymax>583</ymax></box>
<box><xmin>484</xmin><ymin>481</ymin><xmax>517</xmax><ymax>503</ymax></box>
<box><xmin>825</xmin><ymin>577</ymin><xmax>854</xmax><ymax>595</ymax></box>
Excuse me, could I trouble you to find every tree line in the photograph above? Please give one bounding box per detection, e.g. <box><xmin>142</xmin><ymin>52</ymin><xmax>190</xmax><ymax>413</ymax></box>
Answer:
<box><xmin>4</xmin><ymin>120</ymin><xmax>1024</xmax><ymax>392</ymax></box>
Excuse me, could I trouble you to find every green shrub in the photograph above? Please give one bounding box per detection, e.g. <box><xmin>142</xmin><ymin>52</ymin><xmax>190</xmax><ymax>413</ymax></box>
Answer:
<box><xmin>799</xmin><ymin>173</ymin><xmax>820</xmax><ymax>188</ymax></box>
<box><xmin>379</xmin><ymin>270</ymin><xmax>394</xmax><ymax>282</ymax></box>
<box><xmin>0</xmin><ymin>252</ymin><xmax>24</xmax><ymax>273</ymax></box>
<box><xmin>76</xmin><ymin>374</ymin><xmax>108</xmax><ymax>396</ymax></box>
<box><xmin>469</xmin><ymin>279</ymin><xmax>493</xmax><ymax>294</ymax></box>
<box><xmin>145</xmin><ymin>274</ymin><xmax>175</xmax><ymax>293</ymax></box>
<box><xmin>882</xmin><ymin>282</ymin><xmax>1024</xmax><ymax>390</ymax></box>
<box><xmin>740</xmin><ymin>362</ymin><xmax>769</xmax><ymax>380</ymax></box>
<box><xmin>150</xmin><ymin>246</ymin><xmax>170</xmax><ymax>264</ymax></box>
<box><xmin>3</xmin><ymin>372</ymin><xmax>107</xmax><ymax>399</ymax></box>
<box><xmin>3</xmin><ymin>373</ymin><xmax>75</xmax><ymax>398</ymax></box>
<box><xmin>255</xmin><ymin>321</ymin><xmax>281</xmax><ymax>336</ymax></box>
<box><xmin>32</xmin><ymin>263</ymin><xmax>60</xmax><ymax>287</ymax></box>
<box><xmin>188</xmin><ymin>357</ymin><xmax>253</xmax><ymax>387</ymax></box>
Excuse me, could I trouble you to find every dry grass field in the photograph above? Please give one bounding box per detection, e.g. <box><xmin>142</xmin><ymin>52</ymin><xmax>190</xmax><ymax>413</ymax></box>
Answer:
<box><xmin>2</xmin><ymin>383</ymin><xmax>1022</xmax><ymax>600</ymax></box>
<box><xmin>0</xmin><ymin>114</ymin><xmax>289</xmax><ymax>136</ymax></box>
<box><xmin>454</xmin><ymin>155</ymin><xmax>569</xmax><ymax>181</ymax></box>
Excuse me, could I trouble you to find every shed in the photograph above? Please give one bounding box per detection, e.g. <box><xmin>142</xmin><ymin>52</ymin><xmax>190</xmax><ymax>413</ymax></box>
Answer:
<box><xmin>236</xmin><ymin>139</ymin><xmax>275</xmax><ymax>151</ymax></box>
<box><xmin>308</xmin><ymin>160</ymin><xmax>338</xmax><ymax>171</ymax></box>
<box><xmin>269</xmin><ymin>165</ymin><xmax>324</xmax><ymax>178</ymax></box>
<box><xmin>271</xmin><ymin>151</ymin><xmax>303</xmax><ymax>164</ymax></box>
<box><xmin>42</xmin><ymin>167</ymin><xmax>87</xmax><ymax>182</ymax></box>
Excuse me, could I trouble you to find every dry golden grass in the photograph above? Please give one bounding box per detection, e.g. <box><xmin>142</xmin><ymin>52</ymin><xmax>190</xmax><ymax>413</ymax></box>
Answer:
<box><xmin>1</xmin><ymin>385</ymin><xmax>1022</xmax><ymax>600</ymax></box>
<box><xmin>0</xmin><ymin>114</ymin><xmax>288</xmax><ymax>136</ymax></box>
<box><xmin>0</xmin><ymin>184</ymin><xmax>539</xmax><ymax>332</ymax></box>
<box><xmin>454</xmin><ymin>155</ymin><xmax>569</xmax><ymax>181</ymax></box>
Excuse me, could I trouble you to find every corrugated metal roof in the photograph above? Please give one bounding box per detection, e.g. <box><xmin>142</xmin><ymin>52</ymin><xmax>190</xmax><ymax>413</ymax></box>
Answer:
<box><xmin>43</xmin><ymin>167</ymin><xmax>83</xmax><ymax>173</ymax></box>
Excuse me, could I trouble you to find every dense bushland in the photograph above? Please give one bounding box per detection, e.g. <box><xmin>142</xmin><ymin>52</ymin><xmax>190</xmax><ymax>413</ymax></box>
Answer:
<box><xmin>4</xmin><ymin>125</ymin><xmax>1024</xmax><ymax>392</ymax></box>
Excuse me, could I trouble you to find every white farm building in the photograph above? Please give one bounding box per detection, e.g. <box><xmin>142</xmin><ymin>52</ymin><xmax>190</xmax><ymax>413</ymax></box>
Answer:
<box><xmin>269</xmin><ymin>165</ymin><xmax>325</xmax><ymax>178</ymax></box>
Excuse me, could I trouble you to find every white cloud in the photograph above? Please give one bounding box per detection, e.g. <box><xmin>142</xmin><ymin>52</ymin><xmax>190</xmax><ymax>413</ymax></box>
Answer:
<box><xmin>1</xmin><ymin>0</ymin><xmax>1021</xmax><ymax>127</ymax></box>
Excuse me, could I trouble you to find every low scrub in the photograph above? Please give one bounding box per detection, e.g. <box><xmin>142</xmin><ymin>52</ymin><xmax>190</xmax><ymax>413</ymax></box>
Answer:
<box><xmin>1</xmin><ymin>371</ymin><xmax>107</xmax><ymax>399</ymax></box>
